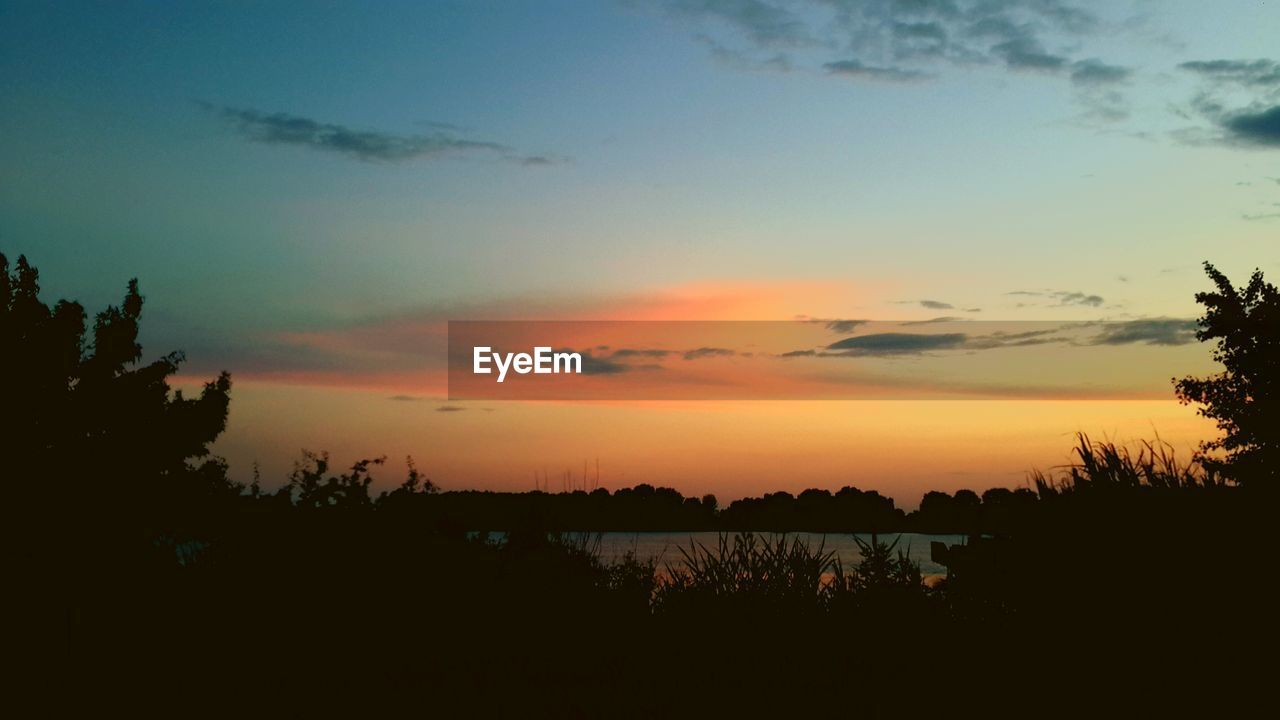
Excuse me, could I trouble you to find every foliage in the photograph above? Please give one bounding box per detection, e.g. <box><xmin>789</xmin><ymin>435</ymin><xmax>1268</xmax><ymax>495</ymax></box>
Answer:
<box><xmin>1175</xmin><ymin>262</ymin><xmax>1279</xmax><ymax>486</ymax></box>
<box><xmin>1</xmin><ymin>252</ymin><xmax>235</xmax><ymax>545</ymax></box>
<box><xmin>1031</xmin><ymin>433</ymin><xmax>1221</xmax><ymax>495</ymax></box>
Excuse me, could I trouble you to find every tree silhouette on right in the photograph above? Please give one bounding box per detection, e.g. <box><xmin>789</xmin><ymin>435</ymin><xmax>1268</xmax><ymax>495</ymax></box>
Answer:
<box><xmin>1175</xmin><ymin>262</ymin><xmax>1279</xmax><ymax>487</ymax></box>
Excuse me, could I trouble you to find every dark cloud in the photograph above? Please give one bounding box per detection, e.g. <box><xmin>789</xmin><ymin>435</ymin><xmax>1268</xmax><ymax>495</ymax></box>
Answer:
<box><xmin>992</xmin><ymin>37</ymin><xmax>1067</xmax><ymax>71</ymax></box>
<box><xmin>823</xmin><ymin>319</ymin><xmax>869</xmax><ymax>333</ymax></box>
<box><xmin>784</xmin><ymin>319</ymin><xmax>1200</xmax><ymax>358</ymax></box>
<box><xmin>389</xmin><ymin>395</ymin><xmax>424</xmax><ymax>402</ymax></box>
<box><xmin>1070</xmin><ymin>59</ymin><xmax>1131</xmax><ymax>86</ymax></box>
<box><xmin>575</xmin><ymin>350</ymin><xmax>637</xmax><ymax>376</ymax></box>
<box><xmin>1221</xmin><ymin>105</ymin><xmax>1280</xmax><ymax>147</ymax></box>
<box><xmin>901</xmin><ymin>316</ymin><xmax>965</xmax><ymax>325</ymax></box>
<box><xmin>1179</xmin><ymin>59</ymin><xmax>1280</xmax><ymax>88</ymax></box>
<box><xmin>893</xmin><ymin>20</ymin><xmax>948</xmax><ymax>42</ymax></box>
<box><xmin>1088</xmin><ymin>319</ymin><xmax>1197</xmax><ymax>346</ymax></box>
<box><xmin>435</xmin><ymin>405</ymin><xmax>467</xmax><ymax>412</ymax></box>
<box><xmin>682</xmin><ymin>347</ymin><xmax>737</xmax><ymax>360</ymax></box>
<box><xmin>611</xmin><ymin>348</ymin><xmax>673</xmax><ymax>359</ymax></box>
<box><xmin>826</xmin><ymin>332</ymin><xmax>968</xmax><ymax>356</ymax></box>
<box><xmin>1177</xmin><ymin>59</ymin><xmax>1280</xmax><ymax>148</ymax></box>
<box><xmin>824</xmin><ymin>59</ymin><xmax>931</xmax><ymax>81</ymax></box>
<box><xmin>204</xmin><ymin>104</ymin><xmax>557</xmax><ymax>165</ymax></box>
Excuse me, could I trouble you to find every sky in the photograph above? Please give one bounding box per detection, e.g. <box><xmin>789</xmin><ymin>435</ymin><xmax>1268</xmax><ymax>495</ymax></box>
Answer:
<box><xmin>2</xmin><ymin>1</ymin><xmax>1277</xmax><ymax>505</ymax></box>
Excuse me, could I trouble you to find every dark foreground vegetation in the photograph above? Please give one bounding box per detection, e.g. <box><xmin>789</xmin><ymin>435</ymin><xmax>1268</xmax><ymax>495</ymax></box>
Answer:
<box><xmin>5</xmin><ymin>252</ymin><xmax>1276</xmax><ymax>718</ymax></box>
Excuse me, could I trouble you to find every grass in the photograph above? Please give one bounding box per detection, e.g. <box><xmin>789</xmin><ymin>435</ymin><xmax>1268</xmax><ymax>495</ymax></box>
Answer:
<box><xmin>1032</xmin><ymin>432</ymin><xmax>1224</xmax><ymax>495</ymax></box>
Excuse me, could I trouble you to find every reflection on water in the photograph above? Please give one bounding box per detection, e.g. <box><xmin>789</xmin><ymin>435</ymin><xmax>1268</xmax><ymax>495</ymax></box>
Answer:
<box><xmin>479</xmin><ymin>532</ymin><xmax>965</xmax><ymax>578</ymax></box>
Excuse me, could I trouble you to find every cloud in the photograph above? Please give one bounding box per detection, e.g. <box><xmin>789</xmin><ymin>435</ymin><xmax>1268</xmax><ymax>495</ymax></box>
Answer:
<box><xmin>826</xmin><ymin>332</ymin><xmax>968</xmax><ymax>356</ymax></box>
<box><xmin>1006</xmin><ymin>289</ymin><xmax>1104</xmax><ymax>307</ymax></box>
<box><xmin>964</xmin><ymin>328</ymin><xmax>1067</xmax><ymax>349</ymax></box>
<box><xmin>611</xmin><ymin>348</ymin><xmax>674</xmax><ymax>359</ymax></box>
<box><xmin>1087</xmin><ymin>319</ymin><xmax>1197</xmax><ymax>346</ymax></box>
<box><xmin>204</xmin><ymin>104</ymin><xmax>558</xmax><ymax>164</ymax></box>
<box><xmin>574</xmin><ymin>350</ymin><xmax>637</xmax><ymax>376</ymax></box>
<box><xmin>901</xmin><ymin>316</ymin><xmax>965</xmax><ymax>325</ymax></box>
<box><xmin>821</xmin><ymin>319</ymin><xmax>869</xmax><ymax>333</ymax></box>
<box><xmin>1070</xmin><ymin>59</ymin><xmax>1131</xmax><ymax>86</ymax></box>
<box><xmin>1179</xmin><ymin>59</ymin><xmax>1280</xmax><ymax>88</ymax></box>
<box><xmin>1177</xmin><ymin>59</ymin><xmax>1280</xmax><ymax>148</ymax></box>
<box><xmin>389</xmin><ymin>394</ymin><xmax>424</xmax><ymax>402</ymax></box>
<box><xmin>1221</xmin><ymin>105</ymin><xmax>1280</xmax><ymax>147</ymax></box>
<box><xmin>1053</xmin><ymin>291</ymin><xmax>1105</xmax><ymax>307</ymax></box>
<box><xmin>607</xmin><ymin>346</ymin><xmax>739</xmax><ymax>361</ymax></box>
<box><xmin>661</xmin><ymin>0</ymin><xmax>810</xmax><ymax>46</ymax></box>
<box><xmin>992</xmin><ymin>37</ymin><xmax>1067</xmax><ymax>72</ymax></box>
<box><xmin>646</xmin><ymin>0</ymin><xmax>1130</xmax><ymax>122</ymax></box>
<box><xmin>435</xmin><ymin>405</ymin><xmax>468</xmax><ymax>412</ymax></box>
<box><xmin>824</xmin><ymin>59</ymin><xmax>931</xmax><ymax>82</ymax></box>
<box><xmin>1243</xmin><ymin>212</ymin><xmax>1280</xmax><ymax>221</ymax></box>
<box><xmin>893</xmin><ymin>299</ymin><xmax>955</xmax><ymax>309</ymax></box>
<box><xmin>682</xmin><ymin>346</ymin><xmax>737</xmax><ymax>360</ymax></box>
<box><xmin>783</xmin><ymin>322</ymin><xmax>1188</xmax><ymax>358</ymax></box>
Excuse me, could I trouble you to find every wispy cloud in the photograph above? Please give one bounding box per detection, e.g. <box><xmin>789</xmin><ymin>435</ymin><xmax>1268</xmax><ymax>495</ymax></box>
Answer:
<box><xmin>1179</xmin><ymin>59</ymin><xmax>1280</xmax><ymax>89</ymax></box>
<box><xmin>1006</xmin><ymin>289</ymin><xmax>1105</xmax><ymax>307</ymax></box>
<box><xmin>682</xmin><ymin>346</ymin><xmax>737</xmax><ymax>360</ymax></box>
<box><xmin>824</xmin><ymin>59</ymin><xmax>930</xmax><ymax>82</ymax></box>
<box><xmin>1242</xmin><ymin>211</ymin><xmax>1280</xmax><ymax>221</ymax></box>
<box><xmin>816</xmin><ymin>319</ymin><xmax>869</xmax><ymax>333</ymax></box>
<box><xmin>892</xmin><ymin>299</ymin><xmax>956</xmax><ymax>310</ymax></box>
<box><xmin>1087</xmin><ymin>318</ymin><xmax>1197</xmax><ymax>346</ymax></box>
<box><xmin>203</xmin><ymin>103</ymin><xmax>560</xmax><ymax>165</ymax></box>
<box><xmin>643</xmin><ymin>0</ymin><xmax>1132</xmax><ymax>119</ymax></box>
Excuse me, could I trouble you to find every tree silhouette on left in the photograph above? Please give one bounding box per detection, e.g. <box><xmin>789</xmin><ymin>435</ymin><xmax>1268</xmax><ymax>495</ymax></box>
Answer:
<box><xmin>2</xmin><ymin>252</ymin><xmax>234</xmax><ymax>563</ymax></box>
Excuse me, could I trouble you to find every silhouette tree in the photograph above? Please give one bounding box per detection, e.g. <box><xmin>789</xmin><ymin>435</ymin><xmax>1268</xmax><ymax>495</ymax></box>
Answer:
<box><xmin>374</xmin><ymin>456</ymin><xmax>439</xmax><ymax>514</ymax></box>
<box><xmin>284</xmin><ymin>451</ymin><xmax>385</xmax><ymax>509</ymax></box>
<box><xmin>1</xmin><ymin>252</ymin><xmax>234</xmax><ymax>548</ymax></box>
<box><xmin>1175</xmin><ymin>262</ymin><xmax>1279</xmax><ymax>487</ymax></box>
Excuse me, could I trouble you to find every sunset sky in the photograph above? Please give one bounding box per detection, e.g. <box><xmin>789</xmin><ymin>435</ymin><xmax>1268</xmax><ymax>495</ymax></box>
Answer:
<box><xmin>3</xmin><ymin>1</ymin><xmax>1277</xmax><ymax>505</ymax></box>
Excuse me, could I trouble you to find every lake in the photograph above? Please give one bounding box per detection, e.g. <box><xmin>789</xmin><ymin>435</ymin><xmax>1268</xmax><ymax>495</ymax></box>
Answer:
<box><xmin>478</xmin><ymin>531</ymin><xmax>967</xmax><ymax>578</ymax></box>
